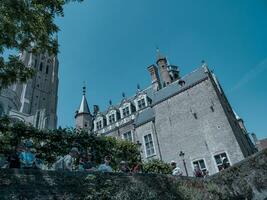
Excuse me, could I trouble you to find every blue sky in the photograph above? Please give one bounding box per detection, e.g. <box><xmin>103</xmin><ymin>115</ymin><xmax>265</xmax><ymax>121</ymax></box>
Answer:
<box><xmin>55</xmin><ymin>0</ymin><xmax>267</xmax><ymax>139</ymax></box>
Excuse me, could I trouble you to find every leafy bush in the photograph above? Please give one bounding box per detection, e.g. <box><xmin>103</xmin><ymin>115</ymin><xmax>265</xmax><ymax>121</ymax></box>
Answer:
<box><xmin>143</xmin><ymin>159</ymin><xmax>172</xmax><ymax>174</ymax></box>
<box><xmin>0</xmin><ymin>117</ymin><xmax>140</xmax><ymax>169</ymax></box>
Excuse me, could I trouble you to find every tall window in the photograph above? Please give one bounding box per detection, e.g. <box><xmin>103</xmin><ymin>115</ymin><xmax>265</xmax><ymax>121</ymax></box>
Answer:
<box><xmin>144</xmin><ymin>134</ymin><xmax>155</xmax><ymax>157</ymax></box>
<box><xmin>137</xmin><ymin>98</ymin><xmax>146</xmax><ymax>109</ymax></box>
<box><xmin>192</xmin><ymin>159</ymin><xmax>207</xmax><ymax>173</ymax></box>
<box><xmin>96</xmin><ymin>121</ymin><xmax>102</xmax><ymax>129</ymax></box>
<box><xmin>122</xmin><ymin>106</ymin><xmax>130</xmax><ymax>117</ymax></box>
<box><xmin>108</xmin><ymin>114</ymin><xmax>115</xmax><ymax>124</ymax></box>
<box><xmin>39</xmin><ymin>62</ymin><xmax>43</xmax><ymax>71</ymax></box>
<box><xmin>46</xmin><ymin>65</ymin><xmax>49</xmax><ymax>74</ymax></box>
<box><xmin>123</xmin><ymin>131</ymin><xmax>132</xmax><ymax>142</ymax></box>
<box><xmin>214</xmin><ymin>152</ymin><xmax>230</xmax><ymax>171</ymax></box>
<box><xmin>0</xmin><ymin>104</ymin><xmax>4</xmax><ymax>117</ymax></box>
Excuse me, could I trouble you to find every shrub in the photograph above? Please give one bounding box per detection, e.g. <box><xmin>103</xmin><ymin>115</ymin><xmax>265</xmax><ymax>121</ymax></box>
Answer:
<box><xmin>143</xmin><ymin>159</ymin><xmax>172</xmax><ymax>174</ymax></box>
<box><xmin>0</xmin><ymin>117</ymin><xmax>140</xmax><ymax>169</ymax></box>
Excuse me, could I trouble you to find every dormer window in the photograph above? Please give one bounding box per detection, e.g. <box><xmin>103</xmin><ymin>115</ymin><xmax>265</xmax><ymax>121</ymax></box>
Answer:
<box><xmin>108</xmin><ymin>113</ymin><xmax>115</xmax><ymax>124</ymax></box>
<box><xmin>137</xmin><ymin>98</ymin><xmax>146</xmax><ymax>110</ymax></box>
<box><xmin>134</xmin><ymin>94</ymin><xmax>148</xmax><ymax>111</ymax></box>
<box><xmin>122</xmin><ymin>107</ymin><xmax>130</xmax><ymax>117</ymax></box>
<box><xmin>96</xmin><ymin>121</ymin><xmax>102</xmax><ymax>129</ymax></box>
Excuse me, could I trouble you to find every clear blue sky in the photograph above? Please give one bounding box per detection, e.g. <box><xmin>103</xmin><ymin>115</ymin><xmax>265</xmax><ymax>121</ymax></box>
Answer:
<box><xmin>55</xmin><ymin>0</ymin><xmax>267</xmax><ymax>139</ymax></box>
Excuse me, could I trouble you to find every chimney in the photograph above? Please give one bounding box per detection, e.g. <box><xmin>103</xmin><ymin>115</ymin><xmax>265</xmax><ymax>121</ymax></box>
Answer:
<box><xmin>157</xmin><ymin>57</ymin><xmax>171</xmax><ymax>86</ymax></box>
<box><xmin>147</xmin><ymin>64</ymin><xmax>161</xmax><ymax>91</ymax></box>
<box><xmin>93</xmin><ymin>105</ymin><xmax>99</xmax><ymax>116</ymax></box>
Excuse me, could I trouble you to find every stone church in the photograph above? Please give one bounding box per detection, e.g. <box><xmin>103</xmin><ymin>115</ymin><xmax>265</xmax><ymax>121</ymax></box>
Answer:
<box><xmin>0</xmin><ymin>51</ymin><xmax>58</xmax><ymax>130</ymax></box>
<box><xmin>75</xmin><ymin>52</ymin><xmax>256</xmax><ymax>176</ymax></box>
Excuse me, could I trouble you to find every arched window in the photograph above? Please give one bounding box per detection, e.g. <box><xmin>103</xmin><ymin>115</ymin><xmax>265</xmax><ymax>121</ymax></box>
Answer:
<box><xmin>46</xmin><ymin>65</ymin><xmax>49</xmax><ymax>74</ymax></box>
<box><xmin>39</xmin><ymin>62</ymin><xmax>43</xmax><ymax>71</ymax></box>
<box><xmin>0</xmin><ymin>104</ymin><xmax>4</xmax><ymax>117</ymax></box>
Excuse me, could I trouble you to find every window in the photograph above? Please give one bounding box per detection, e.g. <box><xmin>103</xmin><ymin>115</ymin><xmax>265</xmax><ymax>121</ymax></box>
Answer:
<box><xmin>39</xmin><ymin>62</ymin><xmax>43</xmax><ymax>71</ymax></box>
<box><xmin>96</xmin><ymin>121</ymin><xmax>102</xmax><ymax>129</ymax></box>
<box><xmin>123</xmin><ymin>131</ymin><xmax>132</xmax><ymax>142</ymax></box>
<box><xmin>193</xmin><ymin>159</ymin><xmax>207</xmax><ymax>173</ymax></box>
<box><xmin>122</xmin><ymin>106</ymin><xmax>130</xmax><ymax>117</ymax></box>
<box><xmin>46</xmin><ymin>65</ymin><xmax>49</xmax><ymax>74</ymax></box>
<box><xmin>108</xmin><ymin>114</ymin><xmax>115</xmax><ymax>124</ymax></box>
<box><xmin>214</xmin><ymin>152</ymin><xmax>230</xmax><ymax>171</ymax></box>
<box><xmin>0</xmin><ymin>104</ymin><xmax>4</xmax><ymax>117</ymax></box>
<box><xmin>34</xmin><ymin>59</ymin><xmax>37</xmax><ymax>68</ymax></box>
<box><xmin>144</xmin><ymin>134</ymin><xmax>155</xmax><ymax>157</ymax></box>
<box><xmin>137</xmin><ymin>98</ymin><xmax>146</xmax><ymax>109</ymax></box>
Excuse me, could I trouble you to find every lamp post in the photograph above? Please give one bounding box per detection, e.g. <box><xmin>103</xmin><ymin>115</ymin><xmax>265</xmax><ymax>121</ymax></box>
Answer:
<box><xmin>179</xmin><ymin>151</ymin><xmax>188</xmax><ymax>176</ymax></box>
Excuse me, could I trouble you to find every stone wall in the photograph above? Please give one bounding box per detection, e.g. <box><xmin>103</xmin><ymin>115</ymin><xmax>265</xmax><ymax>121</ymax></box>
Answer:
<box><xmin>0</xmin><ymin>149</ymin><xmax>266</xmax><ymax>200</ymax></box>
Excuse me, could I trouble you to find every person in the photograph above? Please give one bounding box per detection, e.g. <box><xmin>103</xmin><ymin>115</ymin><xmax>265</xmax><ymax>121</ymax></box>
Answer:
<box><xmin>7</xmin><ymin>143</ymin><xmax>24</xmax><ymax>168</ymax></box>
<box><xmin>19</xmin><ymin>140</ymin><xmax>36</xmax><ymax>169</ymax></box>
<box><xmin>193</xmin><ymin>164</ymin><xmax>203</xmax><ymax>177</ymax></box>
<box><xmin>78</xmin><ymin>152</ymin><xmax>96</xmax><ymax>172</ymax></box>
<box><xmin>203</xmin><ymin>170</ymin><xmax>209</xmax><ymax>178</ymax></box>
<box><xmin>222</xmin><ymin>157</ymin><xmax>230</xmax><ymax>170</ymax></box>
<box><xmin>132</xmin><ymin>163</ymin><xmax>143</xmax><ymax>173</ymax></box>
<box><xmin>54</xmin><ymin>147</ymin><xmax>79</xmax><ymax>171</ymax></box>
<box><xmin>98</xmin><ymin>155</ymin><xmax>113</xmax><ymax>172</ymax></box>
<box><xmin>118</xmin><ymin>161</ymin><xmax>130</xmax><ymax>173</ymax></box>
<box><xmin>170</xmin><ymin>160</ymin><xmax>183</xmax><ymax>176</ymax></box>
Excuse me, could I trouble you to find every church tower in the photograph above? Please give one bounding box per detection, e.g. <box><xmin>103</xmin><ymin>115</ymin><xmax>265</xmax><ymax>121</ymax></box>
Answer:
<box><xmin>75</xmin><ymin>86</ymin><xmax>93</xmax><ymax>131</ymax></box>
<box><xmin>0</xmin><ymin>50</ymin><xmax>59</xmax><ymax>129</ymax></box>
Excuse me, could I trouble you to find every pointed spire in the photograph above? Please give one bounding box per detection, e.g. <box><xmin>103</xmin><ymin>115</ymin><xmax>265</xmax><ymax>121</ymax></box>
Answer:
<box><xmin>78</xmin><ymin>85</ymin><xmax>90</xmax><ymax>114</ymax></box>
<box><xmin>122</xmin><ymin>92</ymin><xmax>126</xmax><ymax>98</ymax></box>
<box><xmin>109</xmin><ymin>99</ymin><xmax>112</xmax><ymax>106</ymax></box>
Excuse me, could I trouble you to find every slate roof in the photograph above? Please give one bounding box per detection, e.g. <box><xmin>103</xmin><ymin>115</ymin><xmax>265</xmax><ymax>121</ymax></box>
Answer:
<box><xmin>134</xmin><ymin>107</ymin><xmax>155</xmax><ymax>127</ymax></box>
<box><xmin>98</xmin><ymin>66</ymin><xmax>210</xmax><ymax>126</ymax></box>
<box><xmin>78</xmin><ymin>95</ymin><xmax>90</xmax><ymax>114</ymax></box>
<box><xmin>134</xmin><ymin>66</ymin><xmax>209</xmax><ymax>126</ymax></box>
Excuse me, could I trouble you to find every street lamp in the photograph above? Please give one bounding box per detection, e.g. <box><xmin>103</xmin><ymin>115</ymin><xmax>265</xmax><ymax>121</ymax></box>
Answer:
<box><xmin>179</xmin><ymin>151</ymin><xmax>188</xmax><ymax>176</ymax></box>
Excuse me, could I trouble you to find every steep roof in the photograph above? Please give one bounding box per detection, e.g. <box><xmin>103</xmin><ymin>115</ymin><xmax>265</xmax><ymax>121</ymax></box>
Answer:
<box><xmin>78</xmin><ymin>95</ymin><xmax>90</xmax><ymax>114</ymax></box>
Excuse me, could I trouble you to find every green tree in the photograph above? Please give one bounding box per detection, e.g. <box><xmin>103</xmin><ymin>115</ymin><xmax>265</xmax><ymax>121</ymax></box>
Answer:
<box><xmin>0</xmin><ymin>117</ymin><xmax>140</xmax><ymax>169</ymax></box>
<box><xmin>143</xmin><ymin>159</ymin><xmax>172</xmax><ymax>174</ymax></box>
<box><xmin>0</xmin><ymin>0</ymin><xmax>82</xmax><ymax>89</ymax></box>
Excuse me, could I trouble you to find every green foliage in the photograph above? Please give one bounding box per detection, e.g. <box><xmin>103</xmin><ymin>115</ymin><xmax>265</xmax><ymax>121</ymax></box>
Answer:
<box><xmin>0</xmin><ymin>0</ymin><xmax>82</xmax><ymax>89</ymax></box>
<box><xmin>0</xmin><ymin>117</ymin><xmax>140</xmax><ymax>169</ymax></box>
<box><xmin>143</xmin><ymin>159</ymin><xmax>172</xmax><ymax>174</ymax></box>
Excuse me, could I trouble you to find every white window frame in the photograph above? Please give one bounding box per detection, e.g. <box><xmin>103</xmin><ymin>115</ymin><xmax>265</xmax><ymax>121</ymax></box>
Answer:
<box><xmin>96</xmin><ymin>120</ymin><xmax>102</xmax><ymax>130</ymax></box>
<box><xmin>94</xmin><ymin>116</ymin><xmax>104</xmax><ymax>131</ymax></box>
<box><xmin>192</xmin><ymin>158</ymin><xmax>208</xmax><ymax>174</ymax></box>
<box><xmin>134</xmin><ymin>94</ymin><xmax>148</xmax><ymax>111</ymax></box>
<box><xmin>143</xmin><ymin>133</ymin><xmax>156</xmax><ymax>158</ymax></box>
<box><xmin>137</xmin><ymin>98</ymin><xmax>146</xmax><ymax>110</ymax></box>
<box><xmin>108</xmin><ymin>114</ymin><xmax>115</xmax><ymax>124</ymax></box>
<box><xmin>122</xmin><ymin>131</ymin><xmax>133</xmax><ymax>142</ymax></box>
<box><xmin>213</xmin><ymin>151</ymin><xmax>231</xmax><ymax>172</ymax></box>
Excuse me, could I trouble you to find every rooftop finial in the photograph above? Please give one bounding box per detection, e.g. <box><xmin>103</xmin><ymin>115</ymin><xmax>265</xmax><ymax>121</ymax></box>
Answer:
<box><xmin>109</xmin><ymin>99</ymin><xmax>112</xmax><ymax>106</ymax></box>
<box><xmin>137</xmin><ymin>83</ymin><xmax>140</xmax><ymax>90</ymax></box>
<box><xmin>156</xmin><ymin>46</ymin><xmax>165</xmax><ymax>61</ymax></box>
<box><xmin>122</xmin><ymin>92</ymin><xmax>125</xmax><ymax>98</ymax></box>
<box><xmin>82</xmin><ymin>81</ymin><xmax>86</xmax><ymax>96</ymax></box>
